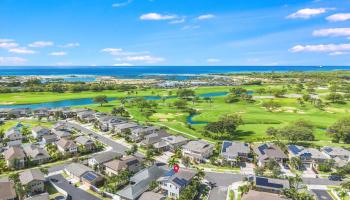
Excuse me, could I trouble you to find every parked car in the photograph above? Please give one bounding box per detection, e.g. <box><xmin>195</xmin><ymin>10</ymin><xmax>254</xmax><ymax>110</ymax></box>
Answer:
<box><xmin>328</xmin><ymin>174</ymin><xmax>342</xmax><ymax>181</ymax></box>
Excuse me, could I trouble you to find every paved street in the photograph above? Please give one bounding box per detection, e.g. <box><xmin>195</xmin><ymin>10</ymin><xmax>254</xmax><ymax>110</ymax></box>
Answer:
<box><xmin>311</xmin><ymin>189</ymin><xmax>333</xmax><ymax>200</ymax></box>
<box><xmin>303</xmin><ymin>178</ymin><xmax>343</xmax><ymax>186</ymax></box>
<box><xmin>66</xmin><ymin>121</ymin><xmax>128</xmax><ymax>154</ymax></box>
<box><xmin>48</xmin><ymin>174</ymin><xmax>101</xmax><ymax>200</ymax></box>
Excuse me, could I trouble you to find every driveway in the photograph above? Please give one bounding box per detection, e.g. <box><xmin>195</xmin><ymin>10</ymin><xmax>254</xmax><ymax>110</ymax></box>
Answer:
<box><xmin>303</xmin><ymin>178</ymin><xmax>343</xmax><ymax>186</ymax></box>
<box><xmin>48</xmin><ymin>174</ymin><xmax>101</xmax><ymax>200</ymax></box>
<box><xmin>311</xmin><ymin>189</ymin><xmax>333</xmax><ymax>200</ymax></box>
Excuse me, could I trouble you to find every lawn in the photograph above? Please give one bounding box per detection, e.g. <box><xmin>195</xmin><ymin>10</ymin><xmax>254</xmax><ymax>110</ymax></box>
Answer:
<box><xmin>0</xmin><ymin>119</ymin><xmax>55</xmax><ymax>132</ymax></box>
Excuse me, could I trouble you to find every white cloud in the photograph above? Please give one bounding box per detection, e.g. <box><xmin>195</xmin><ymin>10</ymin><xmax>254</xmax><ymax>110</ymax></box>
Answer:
<box><xmin>112</xmin><ymin>0</ymin><xmax>132</xmax><ymax>7</ymax></box>
<box><xmin>287</xmin><ymin>8</ymin><xmax>330</xmax><ymax>19</ymax></box>
<box><xmin>101</xmin><ymin>48</ymin><xmax>124</xmax><ymax>55</ymax></box>
<box><xmin>140</xmin><ymin>13</ymin><xmax>177</xmax><ymax>21</ymax></box>
<box><xmin>329</xmin><ymin>51</ymin><xmax>350</xmax><ymax>56</ymax></box>
<box><xmin>0</xmin><ymin>57</ymin><xmax>27</xmax><ymax>65</ymax></box>
<box><xmin>124</xmin><ymin>55</ymin><xmax>164</xmax><ymax>63</ymax></box>
<box><xmin>197</xmin><ymin>14</ymin><xmax>215</xmax><ymax>20</ymax></box>
<box><xmin>9</xmin><ymin>47</ymin><xmax>36</xmax><ymax>54</ymax></box>
<box><xmin>290</xmin><ymin>43</ymin><xmax>350</xmax><ymax>53</ymax></box>
<box><xmin>206</xmin><ymin>58</ymin><xmax>221</xmax><ymax>63</ymax></box>
<box><xmin>49</xmin><ymin>51</ymin><xmax>67</xmax><ymax>56</ymax></box>
<box><xmin>313</xmin><ymin>28</ymin><xmax>350</xmax><ymax>38</ymax></box>
<box><xmin>59</xmin><ymin>42</ymin><xmax>80</xmax><ymax>48</ymax></box>
<box><xmin>326</xmin><ymin>13</ymin><xmax>350</xmax><ymax>22</ymax></box>
<box><xmin>182</xmin><ymin>25</ymin><xmax>200</xmax><ymax>30</ymax></box>
<box><xmin>169</xmin><ymin>18</ymin><xmax>185</xmax><ymax>24</ymax></box>
<box><xmin>0</xmin><ymin>42</ymin><xmax>18</xmax><ymax>49</ymax></box>
<box><xmin>28</xmin><ymin>41</ymin><xmax>54</xmax><ymax>48</ymax></box>
<box><xmin>113</xmin><ymin>63</ymin><xmax>134</xmax><ymax>66</ymax></box>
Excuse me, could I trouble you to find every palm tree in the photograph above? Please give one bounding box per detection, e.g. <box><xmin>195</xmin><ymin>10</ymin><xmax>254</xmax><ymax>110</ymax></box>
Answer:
<box><xmin>196</xmin><ymin>167</ymin><xmax>205</xmax><ymax>180</ymax></box>
<box><xmin>168</xmin><ymin>156</ymin><xmax>179</xmax><ymax>168</ymax></box>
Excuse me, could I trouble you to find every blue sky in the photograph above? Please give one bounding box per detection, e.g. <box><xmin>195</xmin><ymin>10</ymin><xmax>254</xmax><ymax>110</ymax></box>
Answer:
<box><xmin>0</xmin><ymin>0</ymin><xmax>350</xmax><ymax>66</ymax></box>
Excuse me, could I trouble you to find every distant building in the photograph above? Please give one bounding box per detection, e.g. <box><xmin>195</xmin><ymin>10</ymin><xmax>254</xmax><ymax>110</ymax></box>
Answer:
<box><xmin>182</xmin><ymin>140</ymin><xmax>214</xmax><ymax>163</ymax></box>
<box><xmin>32</xmin><ymin>126</ymin><xmax>51</xmax><ymax>139</ymax></box>
<box><xmin>41</xmin><ymin>134</ymin><xmax>57</xmax><ymax>145</ymax></box>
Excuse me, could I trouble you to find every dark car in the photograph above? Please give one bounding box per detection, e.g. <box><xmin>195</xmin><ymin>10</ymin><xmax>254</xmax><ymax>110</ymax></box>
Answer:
<box><xmin>328</xmin><ymin>174</ymin><xmax>342</xmax><ymax>181</ymax></box>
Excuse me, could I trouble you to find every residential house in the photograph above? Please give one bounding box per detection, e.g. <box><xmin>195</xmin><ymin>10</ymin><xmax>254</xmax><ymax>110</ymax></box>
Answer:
<box><xmin>75</xmin><ymin>136</ymin><xmax>96</xmax><ymax>151</ymax></box>
<box><xmin>253</xmin><ymin>144</ymin><xmax>288</xmax><ymax>167</ymax></box>
<box><xmin>52</xmin><ymin>129</ymin><xmax>71</xmax><ymax>139</ymax></box>
<box><xmin>64</xmin><ymin>163</ymin><xmax>103</xmax><ymax>187</ymax></box>
<box><xmin>182</xmin><ymin>140</ymin><xmax>214</xmax><ymax>163</ymax></box>
<box><xmin>19</xmin><ymin>169</ymin><xmax>45</xmax><ymax>195</ymax></box>
<box><xmin>221</xmin><ymin>141</ymin><xmax>251</xmax><ymax>164</ymax></box>
<box><xmin>0</xmin><ymin>108</ymin><xmax>12</xmax><ymax>118</ymax></box>
<box><xmin>140</xmin><ymin>131</ymin><xmax>170</xmax><ymax>147</ymax></box>
<box><xmin>41</xmin><ymin>134</ymin><xmax>57</xmax><ymax>144</ymax></box>
<box><xmin>4</xmin><ymin>128</ymin><xmax>23</xmax><ymax>141</ymax></box>
<box><xmin>242</xmin><ymin>190</ymin><xmax>288</xmax><ymax>200</ymax></box>
<box><xmin>33</xmin><ymin>108</ymin><xmax>49</xmax><ymax>118</ymax></box>
<box><xmin>255</xmin><ymin>176</ymin><xmax>290</xmax><ymax>194</ymax></box>
<box><xmin>8</xmin><ymin>108</ymin><xmax>32</xmax><ymax>118</ymax></box>
<box><xmin>157</xmin><ymin>169</ymin><xmax>196</xmax><ymax>199</ymax></box>
<box><xmin>116</xmin><ymin>165</ymin><xmax>167</xmax><ymax>200</ymax></box>
<box><xmin>321</xmin><ymin>146</ymin><xmax>350</xmax><ymax>165</ymax></box>
<box><xmin>154</xmin><ymin>135</ymin><xmax>189</xmax><ymax>152</ymax></box>
<box><xmin>0</xmin><ymin>178</ymin><xmax>17</xmax><ymax>200</ymax></box>
<box><xmin>32</xmin><ymin>126</ymin><xmax>51</xmax><ymax>139</ymax></box>
<box><xmin>56</xmin><ymin>138</ymin><xmax>78</xmax><ymax>155</ymax></box>
<box><xmin>88</xmin><ymin>151</ymin><xmax>122</xmax><ymax>169</ymax></box>
<box><xmin>104</xmin><ymin>155</ymin><xmax>142</xmax><ymax>176</ymax></box>
<box><xmin>95</xmin><ymin>115</ymin><xmax>122</xmax><ymax>132</ymax></box>
<box><xmin>3</xmin><ymin>146</ymin><xmax>26</xmax><ymax>169</ymax></box>
<box><xmin>76</xmin><ymin>110</ymin><xmax>95</xmax><ymax>122</ymax></box>
<box><xmin>23</xmin><ymin>144</ymin><xmax>50</xmax><ymax>164</ymax></box>
<box><xmin>288</xmin><ymin>145</ymin><xmax>330</xmax><ymax>169</ymax></box>
<box><xmin>114</xmin><ymin>122</ymin><xmax>139</xmax><ymax>135</ymax></box>
<box><xmin>130</xmin><ymin>126</ymin><xmax>159</xmax><ymax>142</ymax></box>
<box><xmin>6</xmin><ymin>139</ymin><xmax>22</xmax><ymax>147</ymax></box>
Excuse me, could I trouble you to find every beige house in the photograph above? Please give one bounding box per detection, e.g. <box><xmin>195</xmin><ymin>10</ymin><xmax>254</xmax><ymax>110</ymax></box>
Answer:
<box><xmin>182</xmin><ymin>140</ymin><xmax>214</xmax><ymax>163</ymax></box>
<box><xmin>19</xmin><ymin>169</ymin><xmax>45</xmax><ymax>195</ymax></box>
<box><xmin>104</xmin><ymin>155</ymin><xmax>142</xmax><ymax>176</ymax></box>
<box><xmin>56</xmin><ymin>138</ymin><xmax>78</xmax><ymax>155</ymax></box>
<box><xmin>3</xmin><ymin>146</ymin><xmax>26</xmax><ymax>169</ymax></box>
<box><xmin>0</xmin><ymin>178</ymin><xmax>17</xmax><ymax>200</ymax></box>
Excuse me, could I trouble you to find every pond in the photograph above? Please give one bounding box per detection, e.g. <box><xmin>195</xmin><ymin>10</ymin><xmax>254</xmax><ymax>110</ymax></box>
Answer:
<box><xmin>186</xmin><ymin>113</ymin><xmax>208</xmax><ymax>125</ymax></box>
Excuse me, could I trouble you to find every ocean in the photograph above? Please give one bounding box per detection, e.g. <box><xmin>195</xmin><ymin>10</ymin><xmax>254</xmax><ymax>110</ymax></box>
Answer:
<box><xmin>0</xmin><ymin>66</ymin><xmax>349</xmax><ymax>79</ymax></box>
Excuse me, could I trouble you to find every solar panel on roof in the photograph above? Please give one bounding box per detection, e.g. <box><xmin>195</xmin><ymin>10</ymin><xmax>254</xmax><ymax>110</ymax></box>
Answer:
<box><xmin>83</xmin><ymin>172</ymin><xmax>97</xmax><ymax>181</ymax></box>
<box><xmin>258</xmin><ymin>144</ymin><xmax>268</xmax><ymax>154</ymax></box>
<box><xmin>222</xmin><ymin>141</ymin><xmax>232</xmax><ymax>153</ymax></box>
<box><xmin>165</xmin><ymin>169</ymin><xmax>176</xmax><ymax>177</ymax></box>
<box><xmin>323</xmin><ymin>148</ymin><xmax>332</xmax><ymax>153</ymax></box>
<box><xmin>173</xmin><ymin>177</ymin><xmax>188</xmax><ymax>187</ymax></box>
<box><xmin>289</xmin><ymin>145</ymin><xmax>301</xmax><ymax>155</ymax></box>
<box><xmin>256</xmin><ymin>177</ymin><xmax>284</xmax><ymax>189</ymax></box>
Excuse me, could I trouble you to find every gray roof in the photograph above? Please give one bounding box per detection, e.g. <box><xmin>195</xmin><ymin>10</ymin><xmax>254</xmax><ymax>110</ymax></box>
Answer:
<box><xmin>158</xmin><ymin>169</ymin><xmax>196</xmax><ymax>188</ymax></box>
<box><xmin>32</xmin><ymin>126</ymin><xmax>50</xmax><ymax>134</ymax></box>
<box><xmin>288</xmin><ymin>145</ymin><xmax>329</xmax><ymax>160</ymax></box>
<box><xmin>65</xmin><ymin>163</ymin><xmax>93</xmax><ymax>178</ymax></box>
<box><xmin>221</xmin><ymin>141</ymin><xmax>250</xmax><ymax>157</ymax></box>
<box><xmin>183</xmin><ymin>140</ymin><xmax>214</xmax><ymax>154</ymax></box>
<box><xmin>254</xmin><ymin>143</ymin><xmax>287</xmax><ymax>161</ymax></box>
<box><xmin>322</xmin><ymin>146</ymin><xmax>350</xmax><ymax>157</ymax></box>
<box><xmin>22</xmin><ymin>144</ymin><xmax>50</xmax><ymax>160</ymax></box>
<box><xmin>115</xmin><ymin>122</ymin><xmax>139</xmax><ymax>130</ymax></box>
<box><xmin>5</xmin><ymin>128</ymin><xmax>22</xmax><ymax>138</ymax></box>
<box><xmin>74</xmin><ymin>136</ymin><xmax>93</xmax><ymax>145</ymax></box>
<box><xmin>162</xmin><ymin>135</ymin><xmax>189</xmax><ymax>145</ymax></box>
<box><xmin>90</xmin><ymin>151</ymin><xmax>122</xmax><ymax>164</ymax></box>
<box><xmin>117</xmin><ymin>165</ymin><xmax>167</xmax><ymax>200</ymax></box>
<box><xmin>141</xmin><ymin>131</ymin><xmax>170</xmax><ymax>145</ymax></box>
<box><xmin>19</xmin><ymin>169</ymin><xmax>45</xmax><ymax>185</ymax></box>
<box><xmin>56</xmin><ymin>138</ymin><xmax>77</xmax><ymax>149</ymax></box>
<box><xmin>104</xmin><ymin>155</ymin><xmax>140</xmax><ymax>172</ymax></box>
